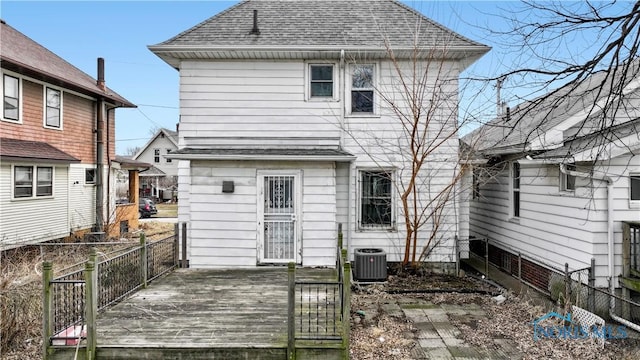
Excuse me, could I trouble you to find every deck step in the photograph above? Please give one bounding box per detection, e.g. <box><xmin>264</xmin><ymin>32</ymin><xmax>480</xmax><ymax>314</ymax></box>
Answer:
<box><xmin>50</xmin><ymin>346</ymin><xmax>288</xmax><ymax>360</ymax></box>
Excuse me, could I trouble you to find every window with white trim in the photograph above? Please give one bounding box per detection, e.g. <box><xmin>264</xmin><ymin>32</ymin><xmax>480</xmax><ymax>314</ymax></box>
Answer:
<box><xmin>631</xmin><ymin>173</ymin><xmax>640</xmax><ymax>201</ymax></box>
<box><xmin>85</xmin><ymin>168</ymin><xmax>96</xmax><ymax>185</ymax></box>
<box><xmin>472</xmin><ymin>168</ymin><xmax>481</xmax><ymax>200</ymax></box>
<box><xmin>351</xmin><ymin>64</ymin><xmax>375</xmax><ymax>114</ymax></box>
<box><xmin>560</xmin><ymin>164</ymin><xmax>576</xmax><ymax>191</ymax></box>
<box><xmin>154</xmin><ymin>149</ymin><xmax>160</xmax><ymax>163</ymax></box>
<box><xmin>45</xmin><ymin>87</ymin><xmax>62</xmax><ymax>128</ymax></box>
<box><xmin>359</xmin><ymin>170</ymin><xmax>394</xmax><ymax>229</ymax></box>
<box><xmin>2</xmin><ymin>74</ymin><xmax>20</xmax><ymax>121</ymax></box>
<box><xmin>511</xmin><ymin>162</ymin><xmax>520</xmax><ymax>217</ymax></box>
<box><xmin>166</xmin><ymin>149</ymin><xmax>172</xmax><ymax>163</ymax></box>
<box><xmin>14</xmin><ymin>166</ymin><xmax>53</xmax><ymax>198</ymax></box>
<box><xmin>309</xmin><ymin>64</ymin><xmax>334</xmax><ymax>98</ymax></box>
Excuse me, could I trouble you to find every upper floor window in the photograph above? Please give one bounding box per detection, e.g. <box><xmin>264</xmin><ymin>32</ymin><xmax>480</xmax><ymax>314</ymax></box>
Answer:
<box><xmin>359</xmin><ymin>170</ymin><xmax>394</xmax><ymax>229</ymax></box>
<box><xmin>351</xmin><ymin>64</ymin><xmax>375</xmax><ymax>114</ymax></box>
<box><xmin>631</xmin><ymin>173</ymin><xmax>640</xmax><ymax>201</ymax></box>
<box><xmin>154</xmin><ymin>149</ymin><xmax>160</xmax><ymax>163</ymax></box>
<box><xmin>560</xmin><ymin>164</ymin><xmax>576</xmax><ymax>192</ymax></box>
<box><xmin>472</xmin><ymin>168</ymin><xmax>480</xmax><ymax>200</ymax></box>
<box><xmin>166</xmin><ymin>149</ymin><xmax>173</xmax><ymax>163</ymax></box>
<box><xmin>511</xmin><ymin>162</ymin><xmax>520</xmax><ymax>218</ymax></box>
<box><xmin>14</xmin><ymin>166</ymin><xmax>53</xmax><ymax>199</ymax></box>
<box><xmin>3</xmin><ymin>74</ymin><xmax>20</xmax><ymax>122</ymax></box>
<box><xmin>45</xmin><ymin>87</ymin><xmax>62</xmax><ymax>129</ymax></box>
<box><xmin>309</xmin><ymin>65</ymin><xmax>333</xmax><ymax>98</ymax></box>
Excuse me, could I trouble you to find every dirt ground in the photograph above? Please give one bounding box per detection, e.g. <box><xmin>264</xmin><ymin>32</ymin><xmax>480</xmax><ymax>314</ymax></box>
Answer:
<box><xmin>349</xmin><ymin>271</ymin><xmax>640</xmax><ymax>360</ymax></box>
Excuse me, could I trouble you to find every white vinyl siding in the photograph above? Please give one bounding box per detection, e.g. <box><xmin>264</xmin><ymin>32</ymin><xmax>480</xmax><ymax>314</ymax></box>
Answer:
<box><xmin>1</xmin><ymin>164</ymin><xmax>69</xmax><ymax>248</ymax></box>
<box><xmin>134</xmin><ymin>134</ymin><xmax>178</xmax><ymax>176</ymax></box>
<box><xmin>186</xmin><ymin>161</ymin><xmax>336</xmax><ymax>268</ymax></box>
<box><xmin>69</xmin><ymin>164</ymin><xmax>97</xmax><ymax>232</ymax></box>
<box><xmin>179</xmin><ymin>61</ymin><xmax>342</xmax><ymax>147</ymax></box>
<box><xmin>469</xmin><ymin>155</ymin><xmax>640</xmax><ymax>287</ymax></box>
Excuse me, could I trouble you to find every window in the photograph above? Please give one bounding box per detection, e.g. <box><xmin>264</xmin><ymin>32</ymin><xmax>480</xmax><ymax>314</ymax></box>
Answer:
<box><xmin>560</xmin><ymin>164</ymin><xmax>576</xmax><ymax>191</ymax></box>
<box><xmin>309</xmin><ymin>65</ymin><xmax>333</xmax><ymax>98</ymax></box>
<box><xmin>3</xmin><ymin>74</ymin><xmax>19</xmax><ymax>121</ymax></box>
<box><xmin>85</xmin><ymin>168</ymin><xmax>96</xmax><ymax>184</ymax></box>
<box><xmin>45</xmin><ymin>87</ymin><xmax>61</xmax><ymax>128</ymax></box>
<box><xmin>631</xmin><ymin>174</ymin><xmax>640</xmax><ymax>201</ymax></box>
<box><xmin>511</xmin><ymin>162</ymin><xmax>520</xmax><ymax>217</ymax></box>
<box><xmin>166</xmin><ymin>149</ymin><xmax>172</xmax><ymax>163</ymax></box>
<box><xmin>154</xmin><ymin>149</ymin><xmax>160</xmax><ymax>163</ymax></box>
<box><xmin>472</xmin><ymin>168</ymin><xmax>480</xmax><ymax>200</ymax></box>
<box><xmin>351</xmin><ymin>64</ymin><xmax>374</xmax><ymax>114</ymax></box>
<box><xmin>14</xmin><ymin>166</ymin><xmax>53</xmax><ymax>198</ymax></box>
<box><xmin>360</xmin><ymin>170</ymin><xmax>393</xmax><ymax>228</ymax></box>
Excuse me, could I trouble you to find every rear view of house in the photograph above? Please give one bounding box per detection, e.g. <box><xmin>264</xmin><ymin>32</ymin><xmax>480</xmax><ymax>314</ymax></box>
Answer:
<box><xmin>0</xmin><ymin>20</ymin><xmax>135</xmax><ymax>248</ymax></box>
<box><xmin>149</xmin><ymin>0</ymin><xmax>488</xmax><ymax>269</ymax></box>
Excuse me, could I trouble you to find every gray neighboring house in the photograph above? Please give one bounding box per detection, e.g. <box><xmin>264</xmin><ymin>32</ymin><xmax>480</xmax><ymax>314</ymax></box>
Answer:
<box><xmin>133</xmin><ymin>128</ymin><xmax>178</xmax><ymax>201</ymax></box>
<box><xmin>463</xmin><ymin>65</ymin><xmax>640</xmax><ymax>293</ymax></box>
<box><xmin>149</xmin><ymin>0</ymin><xmax>489</xmax><ymax>268</ymax></box>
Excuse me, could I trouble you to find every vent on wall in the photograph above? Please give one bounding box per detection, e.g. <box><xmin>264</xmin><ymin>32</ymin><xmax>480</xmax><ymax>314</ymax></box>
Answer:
<box><xmin>353</xmin><ymin>248</ymin><xmax>387</xmax><ymax>282</ymax></box>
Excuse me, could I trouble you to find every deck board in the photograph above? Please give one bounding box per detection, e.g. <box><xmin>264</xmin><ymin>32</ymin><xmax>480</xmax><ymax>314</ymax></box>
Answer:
<box><xmin>94</xmin><ymin>268</ymin><xmax>337</xmax><ymax>349</ymax></box>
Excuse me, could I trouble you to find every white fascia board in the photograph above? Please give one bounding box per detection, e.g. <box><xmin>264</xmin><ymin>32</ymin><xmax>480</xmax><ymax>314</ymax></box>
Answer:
<box><xmin>571</xmin><ymin>133</ymin><xmax>640</xmax><ymax>162</ymax></box>
<box><xmin>165</xmin><ymin>154</ymin><xmax>356</xmax><ymax>162</ymax></box>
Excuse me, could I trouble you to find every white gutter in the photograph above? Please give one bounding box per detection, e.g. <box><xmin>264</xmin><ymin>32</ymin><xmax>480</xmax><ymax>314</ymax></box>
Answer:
<box><xmin>165</xmin><ymin>154</ymin><xmax>356</xmax><ymax>162</ymax></box>
<box><xmin>559</xmin><ymin>164</ymin><xmax>640</xmax><ymax>331</ymax></box>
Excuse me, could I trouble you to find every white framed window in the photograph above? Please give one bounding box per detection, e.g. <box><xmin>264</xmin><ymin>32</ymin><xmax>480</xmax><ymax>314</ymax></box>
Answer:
<box><xmin>166</xmin><ymin>149</ymin><xmax>172</xmax><ymax>163</ymax></box>
<box><xmin>13</xmin><ymin>165</ymin><xmax>53</xmax><ymax>199</ymax></box>
<box><xmin>359</xmin><ymin>169</ymin><xmax>394</xmax><ymax>230</ymax></box>
<box><xmin>349</xmin><ymin>64</ymin><xmax>376</xmax><ymax>114</ymax></box>
<box><xmin>2</xmin><ymin>73</ymin><xmax>21</xmax><ymax>122</ymax></box>
<box><xmin>630</xmin><ymin>173</ymin><xmax>640</xmax><ymax>201</ymax></box>
<box><xmin>85</xmin><ymin>168</ymin><xmax>96</xmax><ymax>185</ymax></box>
<box><xmin>560</xmin><ymin>164</ymin><xmax>576</xmax><ymax>192</ymax></box>
<box><xmin>154</xmin><ymin>149</ymin><xmax>160</xmax><ymax>163</ymax></box>
<box><xmin>44</xmin><ymin>87</ymin><xmax>62</xmax><ymax>129</ymax></box>
<box><xmin>309</xmin><ymin>64</ymin><xmax>335</xmax><ymax>99</ymax></box>
<box><xmin>510</xmin><ymin>162</ymin><xmax>520</xmax><ymax>218</ymax></box>
<box><xmin>472</xmin><ymin>168</ymin><xmax>480</xmax><ymax>200</ymax></box>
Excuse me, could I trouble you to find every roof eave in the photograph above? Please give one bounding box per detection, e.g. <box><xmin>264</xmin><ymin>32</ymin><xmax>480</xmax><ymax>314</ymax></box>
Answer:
<box><xmin>166</xmin><ymin>153</ymin><xmax>356</xmax><ymax>162</ymax></box>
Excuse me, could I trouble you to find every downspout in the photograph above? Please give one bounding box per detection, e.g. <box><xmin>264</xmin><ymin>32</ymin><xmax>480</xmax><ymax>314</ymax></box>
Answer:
<box><xmin>106</xmin><ymin>106</ymin><xmax>116</xmax><ymax>233</ymax></box>
<box><xmin>559</xmin><ymin>164</ymin><xmax>639</xmax><ymax>331</ymax></box>
<box><xmin>95</xmin><ymin>58</ymin><xmax>105</xmax><ymax>234</ymax></box>
<box><xmin>339</xmin><ymin>49</ymin><xmax>346</xmax><ymax>149</ymax></box>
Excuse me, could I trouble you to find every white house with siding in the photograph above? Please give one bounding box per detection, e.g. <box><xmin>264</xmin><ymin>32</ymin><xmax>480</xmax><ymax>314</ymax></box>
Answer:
<box><xmin>464</xmin><ymin>65</ymin><xmax>640</xmax><ymax>289</ymax></box>
<box><xmin>133</xmin><ymin>127</ymin><xmax>179</xmax><ymax>200</ymax></box>
<box><xmin>149</xmin><ymin>0</ymin><xmax>489</xmax><ymax>268</ymax></box>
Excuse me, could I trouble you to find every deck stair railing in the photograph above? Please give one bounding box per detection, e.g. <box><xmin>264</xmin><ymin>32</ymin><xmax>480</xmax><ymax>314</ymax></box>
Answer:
<box><xmin>287</xmin><ymin>223</ymin><xmax>351</xmax><ymax>359</ymax></box>
<box><xmin>43</xmin><ymin>227</ymin><xmax>180</xmax><ymax>360</ymax></box>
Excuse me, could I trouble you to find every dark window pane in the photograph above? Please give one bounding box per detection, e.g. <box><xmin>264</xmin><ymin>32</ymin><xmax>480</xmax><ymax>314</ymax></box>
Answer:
<box><xmin>513</xmin><ymin>191</ymin><xmax>520</xmax><ymax>217</ymax></box>
<box><xmin>4</xmin><ymin>98</ymin><xmax>18</xmax><ymax>120</ymax></box>
<box><xmin>311</xmin><ymin>83</ymin><xmax>333</xmax><ymax>97</ymax></box>
<box><xmin>352</xmin><ymin>91</ymin><xmax>373</xmax><ymax>113</ymax></box>
<box><xmin>311</xmin><ymin>66</ymin><xmax>332</xmax><ymax>81</ymax></box>
<box><xmin>513</xmin><ymin>163</ymin><xmax>520</xmax><ymax>189</ymax></box>
<box><xmin>631</xmin><ymin>175</ymin><xmax>640</xmax><ymax>200</ymax></box>
<box><xmin>85</xmin><ymin>169</ymin><xmax>96</xmax><ymax>184</ymax></box>
<box><xmin>361</xmin><ymin>171</ymin><xmax>392</xmax><ymax>226</ymax></box>
<box><xmin>352</xmin><ymin>65</ymin><xmax>373</xmax><ymax>88</ymax></box>
<box><xmin>14</xmin><ymin>166</ymin><xmax>32</xmax><ymax>198</ymax></box>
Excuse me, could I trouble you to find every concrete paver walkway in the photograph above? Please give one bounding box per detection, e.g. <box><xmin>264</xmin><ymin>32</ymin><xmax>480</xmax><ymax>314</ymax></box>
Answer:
<box><xmin>398</xmin><ymin>300</ymin><xmax>522</xmax><ymax>359</ymax></box>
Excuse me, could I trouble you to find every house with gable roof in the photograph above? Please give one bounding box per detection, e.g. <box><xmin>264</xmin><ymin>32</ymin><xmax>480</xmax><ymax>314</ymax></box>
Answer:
<box><xmin>149</xmin><ymin>0</ymin><xmax>489</xmax><ymax>268</ymax></box>
<box><xmin>132</xmin><ymin>127</ymin><xmax>179</xmax><ymax>201</ymax></box>
<box><xmin>0</xmin><ymin>20</ymin><xmax>137</xmax><ymax>248</ymax></box>
<box><xmin>463</xmin><ymin>62</ymin><xmax>640</xmax><ymax>302</ymax></box>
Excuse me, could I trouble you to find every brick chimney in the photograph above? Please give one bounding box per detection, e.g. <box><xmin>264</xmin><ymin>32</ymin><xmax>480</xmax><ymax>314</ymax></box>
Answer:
<box><xmin>97</xmin><ymin>57</ymin><xmax>105</xmax><ymax>91</ymax></box>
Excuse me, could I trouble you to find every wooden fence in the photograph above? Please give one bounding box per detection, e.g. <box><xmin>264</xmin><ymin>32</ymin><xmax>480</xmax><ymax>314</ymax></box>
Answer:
<box><xmin>42</xmin><ymin>230</ymin><xmax>179</xmax><ymax>359</ymax></box>
<box><xmin>287</xmin><ymin>224</ymin><xmax>350</xmax><ymax>359</ymax></box>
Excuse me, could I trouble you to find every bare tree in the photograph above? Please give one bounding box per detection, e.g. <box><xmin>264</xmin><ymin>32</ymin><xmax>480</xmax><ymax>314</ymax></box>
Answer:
<box><xmin>124</xmin><ymin>146</ymin><xmax>141</xmax><ymax>157</ymax></box>
<box><xmin>343</xmin><ymin>35</ymin><xmax>486</xmax><ymax>268</ymax></box>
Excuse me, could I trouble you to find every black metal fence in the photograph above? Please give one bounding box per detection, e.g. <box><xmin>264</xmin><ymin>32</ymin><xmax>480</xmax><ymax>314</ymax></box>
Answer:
<box><xmin>43</xmin><ymin>231</ymin><xmax>179</xmax><ymax>357</ymax></box>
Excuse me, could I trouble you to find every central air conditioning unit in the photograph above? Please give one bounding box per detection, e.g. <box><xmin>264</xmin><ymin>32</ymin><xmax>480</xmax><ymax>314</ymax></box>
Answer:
<box><xmin>353</xmin><ymin>248</ymin><xmax>387</xmax><ymax>282</ymax></box>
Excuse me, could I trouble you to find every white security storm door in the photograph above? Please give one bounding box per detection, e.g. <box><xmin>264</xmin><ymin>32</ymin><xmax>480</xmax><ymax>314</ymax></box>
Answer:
<box><xmin>258</xmin><ymin>172</ymin><xmax>301</xmax><ymax>264</ymax></box>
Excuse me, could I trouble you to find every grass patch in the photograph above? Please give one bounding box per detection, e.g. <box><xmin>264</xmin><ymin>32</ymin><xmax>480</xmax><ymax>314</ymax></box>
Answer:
<box><xmin>156</xmin><ymin>203</ymin><xmax>177</xmax><ymax>217</ymax></box>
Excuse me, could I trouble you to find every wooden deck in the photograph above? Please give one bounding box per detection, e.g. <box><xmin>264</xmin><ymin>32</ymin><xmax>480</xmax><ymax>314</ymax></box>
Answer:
<box><xmin>50</xmin><ymin>267</ymin><xmax>340</xmax><ymax>360</ymax></box>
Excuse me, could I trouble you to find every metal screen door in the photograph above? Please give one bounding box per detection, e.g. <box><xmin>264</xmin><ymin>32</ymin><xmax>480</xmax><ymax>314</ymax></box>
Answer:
<box><xmin>259</xmin><ymin>174</ymin><xmax>298</xmax><ymax>263</ymax></box>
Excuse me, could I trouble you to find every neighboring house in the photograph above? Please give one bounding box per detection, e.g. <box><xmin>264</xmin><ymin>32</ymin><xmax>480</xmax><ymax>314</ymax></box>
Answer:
<box><xmin>464</xmin><ymin>65</ymin><xmax>640</xmax><ymax>292</ymax></box>
<box><xmin>0</xmin><ymin>20</ymin><xmax>135</xmax><ymax>248</ymax></box>
<box><xmin>132</xmin><ymin>127</ymin><xmax>178</xmax><ymax>201</ymax></box>
<box><xmin>149</xmin><ymin>0</ymin><xmax>488</xmax><ymax>268</ymax></box>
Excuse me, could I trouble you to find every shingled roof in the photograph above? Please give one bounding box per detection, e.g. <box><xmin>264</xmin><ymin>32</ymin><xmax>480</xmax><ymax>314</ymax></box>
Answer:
<box><xmin>0</xmin><ymin>138</ymin><xmax>80</xmax><ymax>163</ymax></box>
<box><xmin>0</xmin><ymin>20</ymin><xmax>135</xmax><ymax>108</ymax></box>
<box><xmin>150</xmin><ymin>0</ymin><xmax>489</xmax><ymax>65</ymax></box>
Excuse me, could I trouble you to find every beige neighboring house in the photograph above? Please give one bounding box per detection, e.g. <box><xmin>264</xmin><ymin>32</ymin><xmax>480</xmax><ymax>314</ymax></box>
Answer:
<box><xmin>132</xmin><ymin>128</ymin><xmax>178</xmax><ymax>201</ymax></box>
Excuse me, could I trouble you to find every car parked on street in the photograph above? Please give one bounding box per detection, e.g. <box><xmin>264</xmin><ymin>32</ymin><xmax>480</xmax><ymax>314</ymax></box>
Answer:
<box><xmin>139</xmin><ymin>198</ymin><xmax>158</xmax><ymax>218</ymax></box>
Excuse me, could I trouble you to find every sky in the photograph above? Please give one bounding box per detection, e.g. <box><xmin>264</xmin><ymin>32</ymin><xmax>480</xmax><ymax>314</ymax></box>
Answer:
<box><xmin>1</xmin><ymin>1</ymin><xmax>632</xmax><ymax>154</ymax></box>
